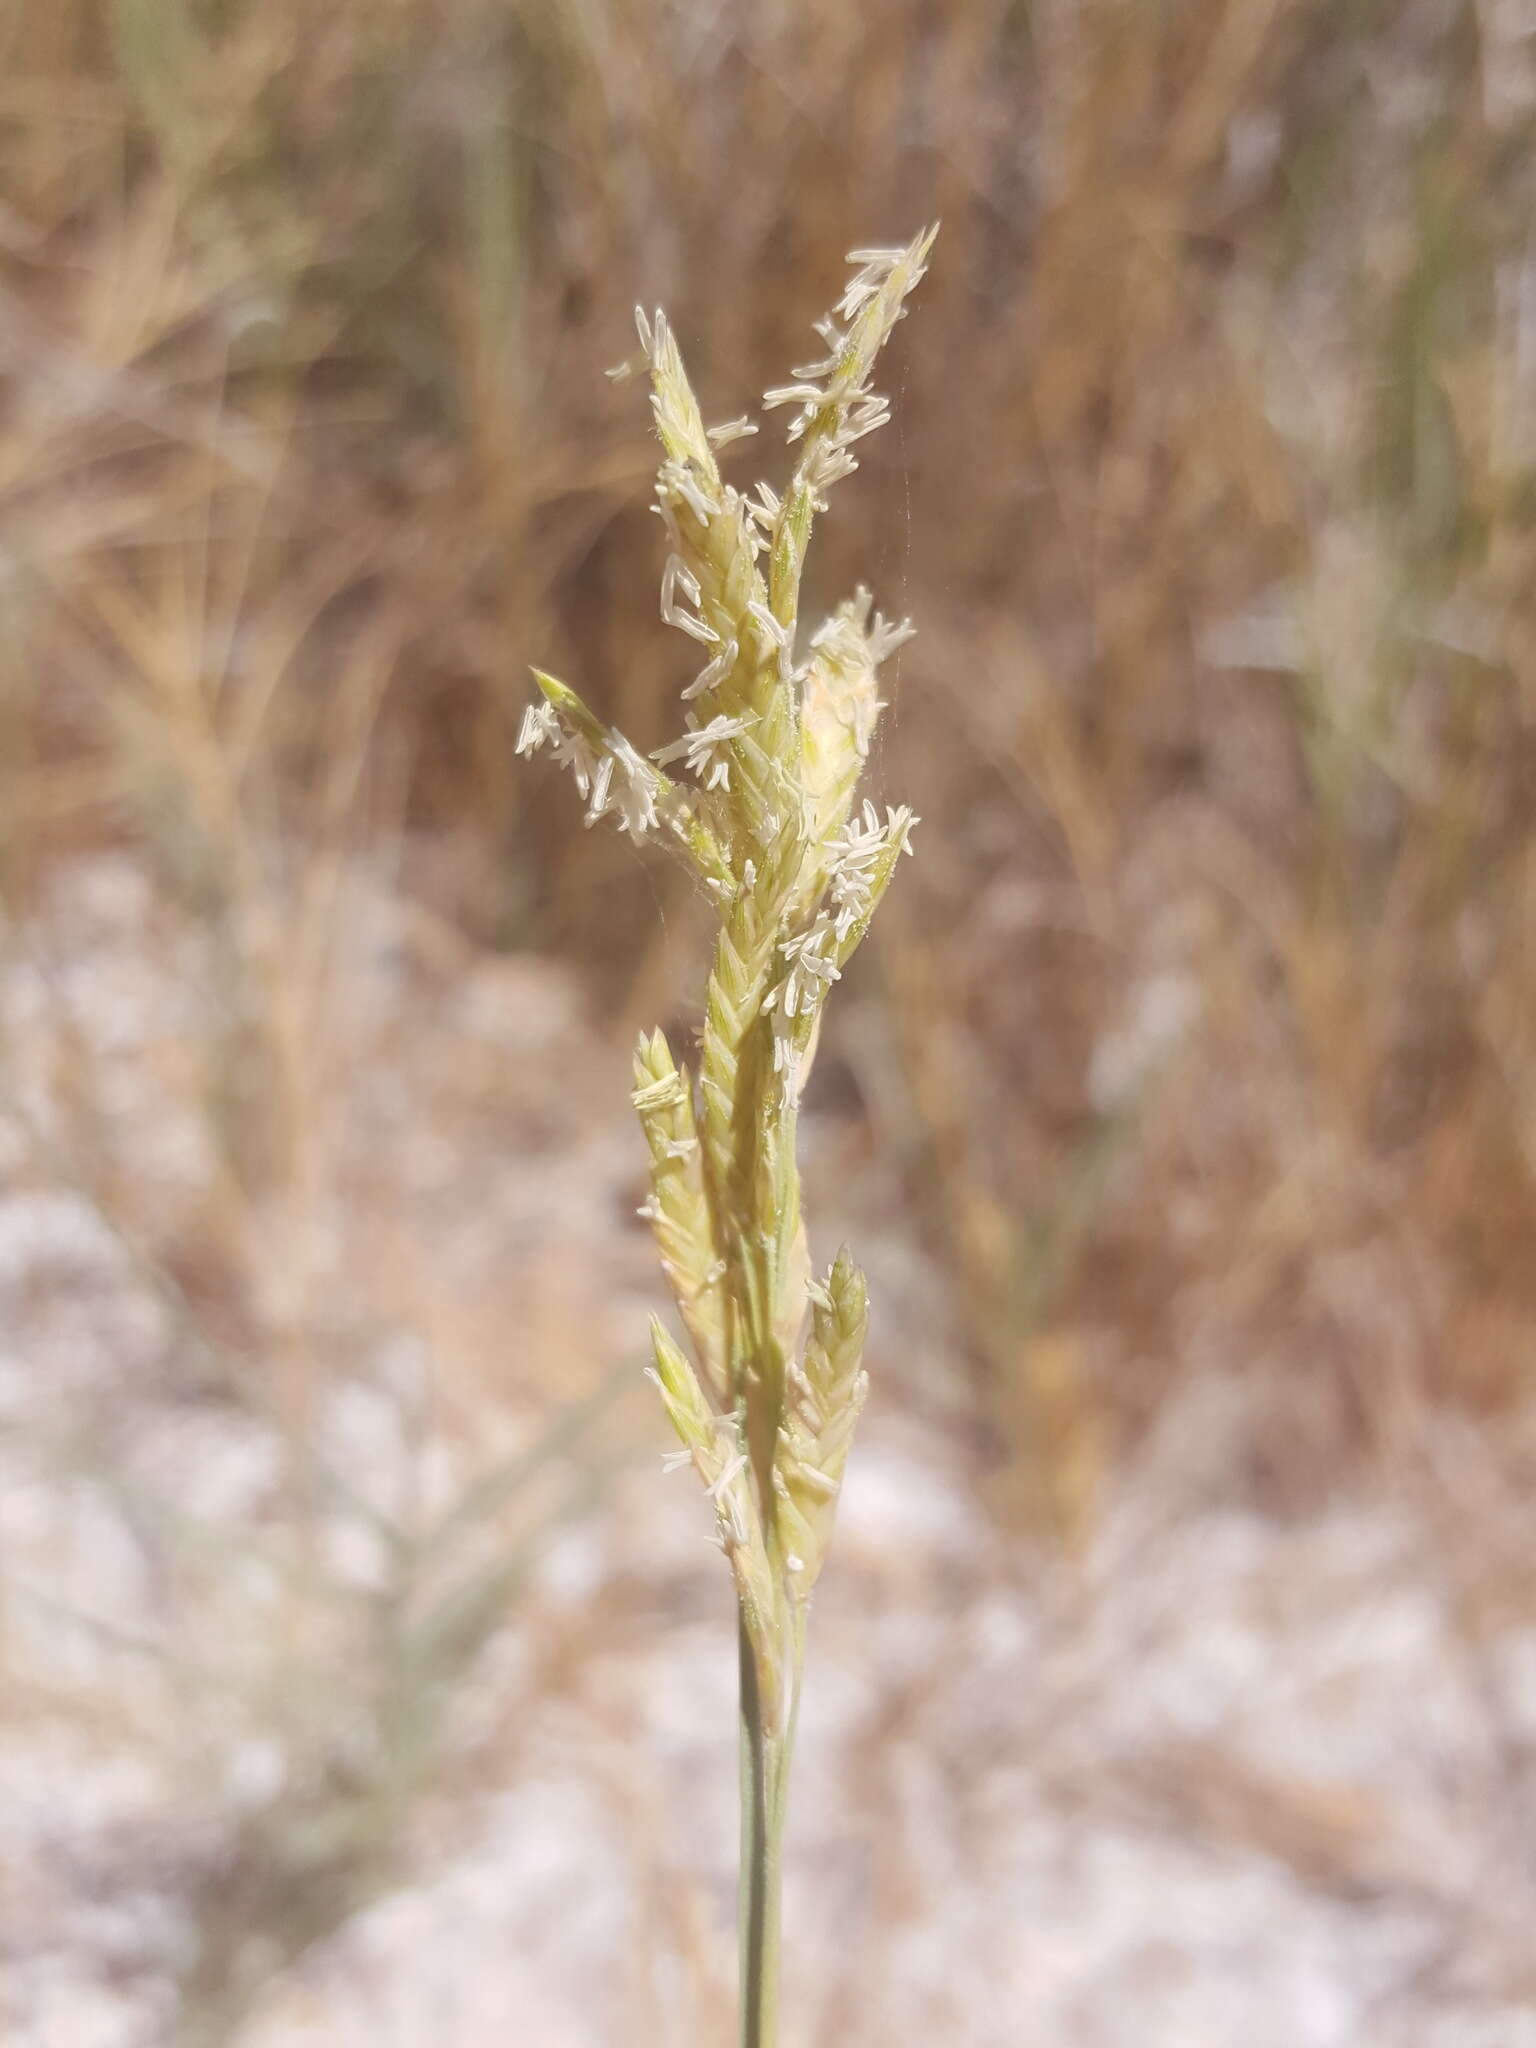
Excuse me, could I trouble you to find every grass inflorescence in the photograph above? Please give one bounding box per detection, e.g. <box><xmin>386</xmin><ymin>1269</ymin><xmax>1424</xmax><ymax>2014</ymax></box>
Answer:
<box><xmin>521</xmin><ymin>226</ymin><xmax>935</xmax><ymax>2047</ymax></box>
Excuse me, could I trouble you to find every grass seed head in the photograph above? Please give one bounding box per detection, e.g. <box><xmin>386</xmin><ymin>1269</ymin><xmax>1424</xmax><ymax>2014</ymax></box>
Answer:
<box><xmin>525</xmin><ymin>228</ymin><xmax>934</xmax><ymax>1704</ymax></box>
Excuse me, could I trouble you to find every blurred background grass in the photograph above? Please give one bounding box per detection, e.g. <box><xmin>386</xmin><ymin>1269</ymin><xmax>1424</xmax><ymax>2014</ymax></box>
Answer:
<box><xmin>4</xmin><ymin>2</ymin><xmax>1536</xmax><ymax>2043</ymax></box>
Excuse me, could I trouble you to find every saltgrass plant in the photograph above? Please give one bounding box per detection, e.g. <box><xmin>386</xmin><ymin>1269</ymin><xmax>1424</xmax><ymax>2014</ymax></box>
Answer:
<box><xmin>521</xmin><ymin>227</ymin><xmax>935</xmax><ymax>2047</ymax></box>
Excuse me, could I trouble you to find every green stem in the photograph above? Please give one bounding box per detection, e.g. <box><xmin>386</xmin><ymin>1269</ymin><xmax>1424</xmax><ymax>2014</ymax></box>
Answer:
<box><xmin>738</xmin><ymin>1607</ymin><xmax>802</xmax><ymax>2048</ymax></box>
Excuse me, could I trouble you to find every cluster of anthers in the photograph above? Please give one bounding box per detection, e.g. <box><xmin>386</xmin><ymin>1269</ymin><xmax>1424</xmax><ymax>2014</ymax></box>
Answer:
<box><xmin>521</xmin><ymin>228</ymin><xmax>935</xmax><ymax>1731</ymax></box>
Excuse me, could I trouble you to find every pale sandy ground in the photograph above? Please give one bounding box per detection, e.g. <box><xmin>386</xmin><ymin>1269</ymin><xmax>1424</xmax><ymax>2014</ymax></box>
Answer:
<box><xmin>4</xmin><ymin>857</ymin><xmax>1535</xmax><ymax>2047</ymax></box>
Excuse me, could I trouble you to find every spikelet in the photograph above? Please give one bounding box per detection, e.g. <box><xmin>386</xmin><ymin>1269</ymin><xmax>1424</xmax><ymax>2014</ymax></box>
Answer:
<box><xmin>520</xmin><ymin>668</ymin><xmax>730</xmax><ymax>885</ymax></box>
<box><xmin>766</xmin><ymin>225</ymin><xmax>938</xmax><ymax>628</ymax></box>
<box><xmin>797</xmin><ymin>588</ymin><xmax>915</xmax><ymax>908</ymax></box>
<box><xmin>639</xmin><ymin>307</ymin><xmax>791</xmax><ymax>844</ymax></box>
<box><xmin>648</xmin><ymin>1318</ymin><xmax>786</xmax><ymax>1725</ymax></box>
<box><xmin>632</xmin><ymin>1031</ymin><xmax>728</xmax><ymax>1404</ymax></box>
<box><xmin>773</xmin><ymin>1251</ymin><xmax>869</xmax><ymax>1600</ymax></box>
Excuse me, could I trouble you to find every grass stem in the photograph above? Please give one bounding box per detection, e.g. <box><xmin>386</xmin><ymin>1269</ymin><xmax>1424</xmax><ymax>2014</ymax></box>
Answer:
<box><xmin>739</xmin><ymin>1606</ymin><xmax>802</xmax><ymax>2048</ymax></box>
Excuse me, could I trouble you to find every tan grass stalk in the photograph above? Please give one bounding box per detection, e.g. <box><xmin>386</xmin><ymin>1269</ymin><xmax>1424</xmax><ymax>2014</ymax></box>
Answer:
<box><xmin>522</xmin><ymin>226</ymin><xmax>934</xmax><ymax>2047</ymax></box>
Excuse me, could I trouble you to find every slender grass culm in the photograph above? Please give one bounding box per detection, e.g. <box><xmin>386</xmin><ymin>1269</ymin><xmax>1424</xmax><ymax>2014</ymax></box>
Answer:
<box><xmin>520</xmin><ymin>227</ymin><xmax>935</xmax><ymax>2047</ymax></box>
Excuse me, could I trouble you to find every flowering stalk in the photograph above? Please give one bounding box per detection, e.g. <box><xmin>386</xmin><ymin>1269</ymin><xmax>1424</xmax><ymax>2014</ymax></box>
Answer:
<box><xmin>521</xmin><ymin>226</ymin><xmax>934</xmax><ymax>2047</ymax></box>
